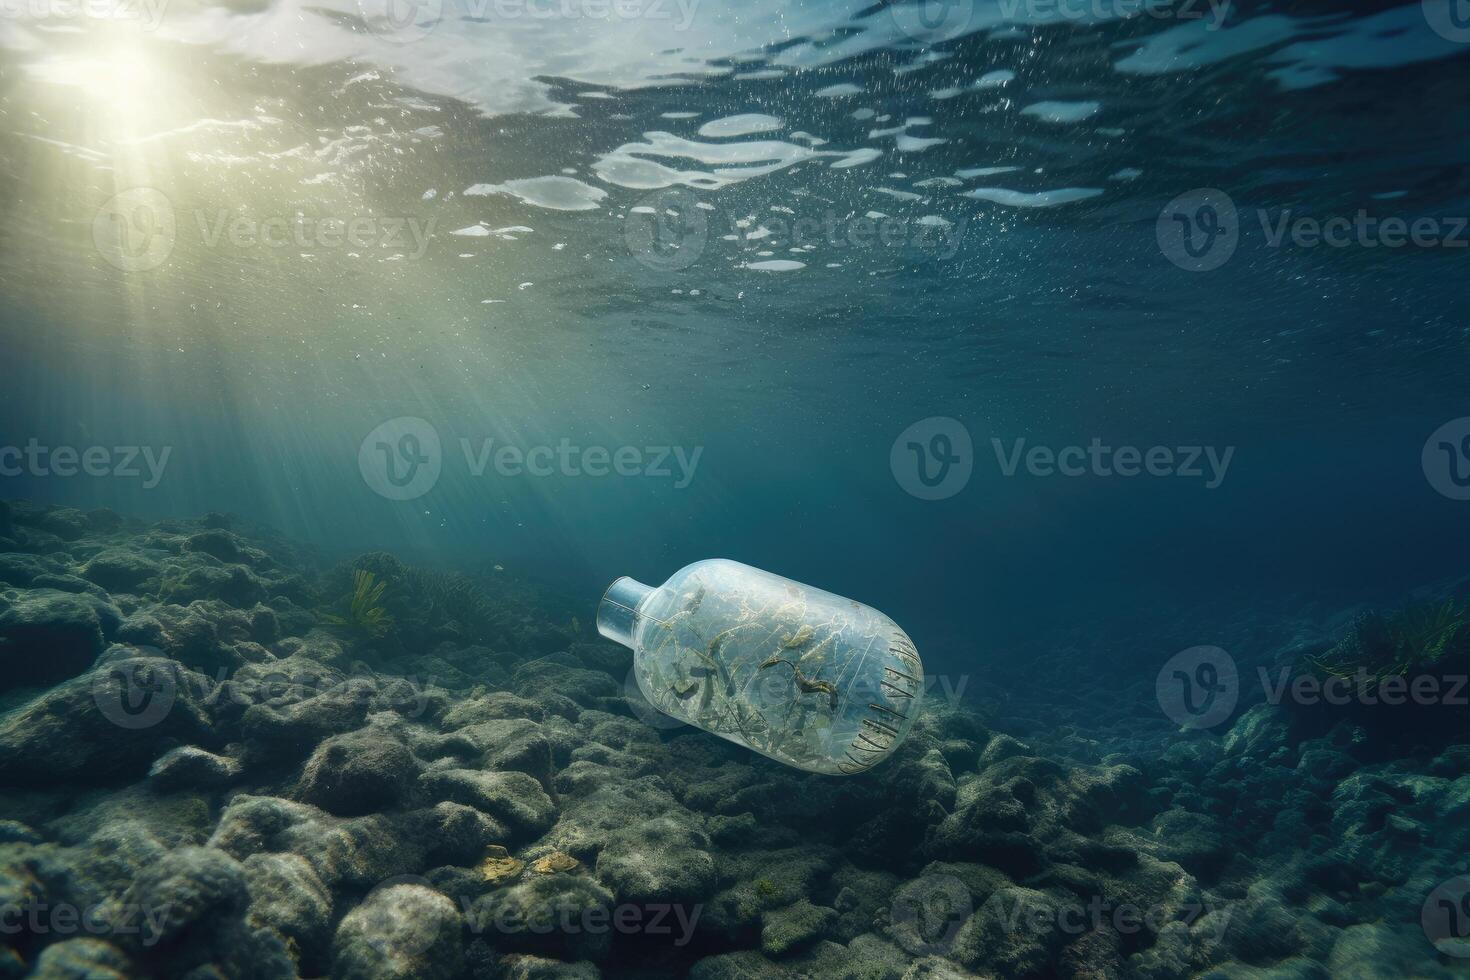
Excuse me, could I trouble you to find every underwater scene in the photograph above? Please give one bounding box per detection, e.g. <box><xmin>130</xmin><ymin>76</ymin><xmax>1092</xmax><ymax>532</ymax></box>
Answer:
<box><xmin>2</xmin><ymin>0</ymin><xmax>1470</xmax><ymax>976</ymax></box>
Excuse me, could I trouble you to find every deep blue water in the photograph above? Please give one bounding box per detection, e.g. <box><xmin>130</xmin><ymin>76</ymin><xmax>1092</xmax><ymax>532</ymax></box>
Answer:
<box><xmin>1</xmin><ymin>0</ymin><xmax>1468</xmax><ymax>673</ymax></box>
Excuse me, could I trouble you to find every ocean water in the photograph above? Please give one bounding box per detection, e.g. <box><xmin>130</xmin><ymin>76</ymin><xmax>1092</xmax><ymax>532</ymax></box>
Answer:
<box><xmin>2</xmin><ymin>0</ymin><xmax>1470</xmax><ymax>976</ymax></box>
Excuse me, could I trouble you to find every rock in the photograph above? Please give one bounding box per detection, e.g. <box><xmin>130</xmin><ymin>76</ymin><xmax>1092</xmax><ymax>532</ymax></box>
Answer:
<box><xmin>245</xmin><ymin>604</ymin><xmax>280</xmax><ymax>643</ymax></box>
<box><xmin>238</xmin><ymin>679</ymin><xmax>373</xmax><ymax>754</ymax></box>
<box><xmin>900</xmin><ymin>956</ymin><xmax>978</xmax><ymax>980</ymax></box>
<box><xmin>0</xmin><ymin>589</ymin><xmax>119</xmax><ymax>691</ymax></box>
<box><xmin>1222</xmin><ymin>881</ymin><xmax>1306</xmax><ymax>963</ymax></box>
<box><xmin>0</xmin><ymin>657</ymin><xmax>213</xmax><ymax>783</ymax></box>
<box><xmin>31</xmin><ymin>573</ymin><xmax>110</xmax><ymax>598</ymax></box>
<box><xmin>333</xmin><ymin>883</ymin><xmax>464</xmax><ymax>980</ymax></box>
<box><xmin>37</xmin><ymin>507</ymin><xmax>90</xmax><ymax>541</ymax></box>
<box><xmin>418</xmin><ymin>769</ymin><xmax>556</xmax><ymax>839</ymax></box>
<box><xmin>82</xmin><ymin>549</ymin><xmax>161</xmax><ymax>592</ymax></box>
<box><xmin>87</xmin><ymin>507</ymin><xmax>124</xmax><ymax>532</ymax></box>
<box><xmin>979</xmin><ymin>733</ymin><xmax>1031</xmax><ymax>767</ymax></box>
<box><xmin>883</xmin><ymin>869</ymin><xmax>988</xmax><ymax>958</ymax></box>
<box><xmin>594</xmin><ymin>816</ymin><xmax>715</xmax><ymax>906</ymax></box>
<box><xmin>1325</xmin><ymin>923</ymin><xmax>1437</xmax><ymax>979</ymax></box>
<box><xmin>182</xmin><ymin>530</ymin><xmax>248</xmax><ymax>563</ymax></box>
<box><xmin>209</xmin><ymin>795</ymin><xmax>426</xmax><ymax>892</ymax></box>
<box><xmin>689</xmin><ymin>951</ymin><xmax>786</xmax><ymax>980</ymax></box>
<box><xmin>297</xmin><ymin>728</ymin><xmax>419</xmax><ymax>816</ymax></box>
<box><xmin>160</xmin><ymin>564</ymin><xmax>268</xmax><ymax>607</ymax></box>
<box><xmin>512</xmin><ymin>662</ymin><xmax>620</xmax><ymax>709</ymax></box>
<box><xmin>116</xmin><ymin>603</ymin><xmax>231</xmax><ymax>670</ymax></box>
<box><xmin>494</xmin><ymin>954</ymin><xmax>602</xmax><ymax>980</ymax></box>
<box><xmin>760</xmin><ymin>900</ymin><xmax>837</xmax><ymax>957</ymax></box>
<box><xmin>1137</xmin><ymin>808</ymin><xmax>1229</xmax><ymax>878</ymax></box>
<box><xmin>707</xmin><ymin>813</ymin><xmax>757</xmax><ymax>847</ymax></box>
<box><xmin>241</xmin><ymin>853</ymin><xmax>333</xmax><ymax>964</ymax></box>
<box><xmin>0</xmin><ymin>552</ymin><xmax>47</xmax><ymax>586</ymax></box>
<box><xmin>149</xmin><ymin>746</ymin><xmax>241</xmax><ymax>791</ymax></box>
<box><xmin>0</xmin><ymin>820</ymin><xmax>42</xmax><ymax>844</ymax></box>
<box><xmin>950</xmin><ymin>885</ymin><xmax>1067</xmax><ymax>977</ymax></box>
<box><xmin>1224</xmin><ymin>704</ymin><xmax>1293</xmax><ymax>759</ymax></box>
<box><xmin>419</xmin><ymin>717</ymin><xmax>554</xmax><ymax>787</ymax></box>
<box><xmin>113</xmin><ymin>846</ymin><xmax>248</xmax><ymax>947</ymax></box>
<box><xmin>701</xmin><ymin>846</ymin><xmax>840</xmax><ymax>942</ymax></box>
<box><xmin>1062</xmin><ymin>764</ymin><xmax>1150</xmax><ymax>832</ymax></box>
<box><xmin>467</xmin><ymin>875</ymin><xmax>615</xmax><ymax>962</ymax></box>
<box><xmin>441</xmin><ymin>691</ymin><xmax>545</xmax><ymax>725</ymax></box>
<box><xmin>27</xmin><ymin>938</ymin><xmax>134</xmax><ymax>979</ymax></box>
<box><xmin>419</xmin><ymin>801</ymin><xmax>512</xmax><ymax>867</ymax></box>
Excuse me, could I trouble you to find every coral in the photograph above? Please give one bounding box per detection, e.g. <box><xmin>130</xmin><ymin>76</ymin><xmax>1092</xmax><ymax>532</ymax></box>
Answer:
<box><xmin>530</xmin><ymin>851</ymin><xmax>580</xmax><ymax>874</ymax></box>
<box><xmin>478</xmin><ymin>846</ymin><xmax>526</xmax><ymax>885</ymax></box>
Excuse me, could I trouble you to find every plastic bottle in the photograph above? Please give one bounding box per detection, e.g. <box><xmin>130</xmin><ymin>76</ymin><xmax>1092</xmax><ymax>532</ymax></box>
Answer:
<box><xmin>596</xmin><ymin>559</ymin><xmax>923</xmax><ymax>774</ymax></box>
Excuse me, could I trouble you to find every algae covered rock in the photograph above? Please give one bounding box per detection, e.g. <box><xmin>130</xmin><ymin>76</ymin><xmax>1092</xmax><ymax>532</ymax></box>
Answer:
<box><xmin>418</xmin><ymin>768</ymin><xmax>556</xmax><ymax>838</ymax></box>
<box><xmin>111</xmin><ymin>845</ymin><xmax>249</xmax><ymax>947</ymax></box>
<box><xmin>468</xmin><ymin>873</ymin><xmax>616</xmax><ymax>962</ymax></box>
<box><xmin>241</xmin><ymin>852</ymin><xmax>334</xmax><ymax>963</ymax></box>
<box><xmin>0</xmin><ymin>588</ymin><xmax>119</xmax><ymax>690</ymax></box>
<box><xmin>27</xmin><ymin>938</ymin><xmax>134</xmax><ymax>979</ymax></box>
<box><xmin>493</xmin><ymin>953</ymin><xmax>603</xmax><ymax>980</ymax></box>
<box><xmin>82</xmin><ymin>548</ymin><xmax>161</xmax><ymax>592</ymax></box>
<box><xmin>35</xmin><ymin>506</ymin><xmax>90</xmax><ymax>541</ymax></box>
<box><xmin>297</xmin><ymin>728</ymin><xmax>419</xmax><ymax>816</ymax></box>
<box><xmin>594</xmin><ymin>815</ymin><xmax>715</xmax><ymax>905</ymax></box>
<box><xmin>950</xmin><ymin>885</ymin><xmax>1069</xmax><ymax>978</ymax></box>
<box><xmin>421</xmin><ymin>801</ymin><xmax>512</xmax><ymax>867</ymax></box>
<box><xmin>0</xmin><ymin>656</ymin><xmax>213</xmax><ymax>783</ymax></box>
<box><xmin>148</xmin><ymin>745</ymin><xmax>241</xmax><ymax>791</ymax></box>
<box><xmin>760</xmin><ymin>899</ymin><xmax>838</xmax><ymax>957</ymax></box>
<box><xmin>333</xmin><ymin>882</ymin><xmax>463</xmax><ymax>980</ymax></box>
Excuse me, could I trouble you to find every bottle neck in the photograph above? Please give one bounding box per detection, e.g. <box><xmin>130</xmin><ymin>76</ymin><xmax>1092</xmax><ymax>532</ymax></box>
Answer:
<box><xmin>596</xmin><ymin>576</ymin><xmax>654</xmax><ymax>650</ymax></box>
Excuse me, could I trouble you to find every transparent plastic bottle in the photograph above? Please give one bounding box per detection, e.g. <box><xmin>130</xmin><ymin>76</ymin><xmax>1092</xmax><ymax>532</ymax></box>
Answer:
<box><xmin>596</xmin><ymin>559</ymin><xmax>923</xmax><ymax>775</ymax></box>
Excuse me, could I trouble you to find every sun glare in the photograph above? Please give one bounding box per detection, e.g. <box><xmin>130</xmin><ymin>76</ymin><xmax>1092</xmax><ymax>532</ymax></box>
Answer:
<box><xmin>29</xmin><ymin>44</ymin><xmax>171</xmax><ymax>125</ymax></box>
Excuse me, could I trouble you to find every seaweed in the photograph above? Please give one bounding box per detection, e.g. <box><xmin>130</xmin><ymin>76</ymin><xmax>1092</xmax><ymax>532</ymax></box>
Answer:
<box><xmin>759</xmin><ymin>653</ymin><xmax>838</xmax><ymax>710</ymax></box>
<box><xmin>319</xmin><ymin>569</ymin><xmax>393</xmax><ymax>638</ymax></box>
<box><xmin>1302</xmin><ymin>600</ymin><xmax>1469</xmax><ymax>693</ymax></box>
